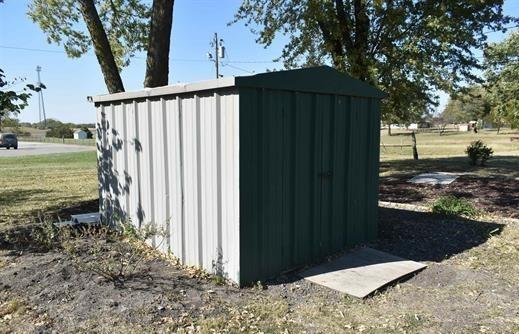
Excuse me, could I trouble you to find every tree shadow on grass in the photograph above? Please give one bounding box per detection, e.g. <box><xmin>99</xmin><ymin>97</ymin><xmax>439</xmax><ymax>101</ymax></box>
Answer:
<box><xmin>375</xmin><ymin>206</ymin><xmax>504</xmax><ymax>262</ymax></box>
<box><xmin>0</xmin><ymin>189</ymin><xmax>53</xmax><ymax>206</ymax></box>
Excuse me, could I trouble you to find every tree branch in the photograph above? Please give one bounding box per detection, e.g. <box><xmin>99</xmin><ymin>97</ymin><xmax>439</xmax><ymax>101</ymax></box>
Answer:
<box><xmin>334</xmin><ymin>0</ymin><xmax>353</xmax><ymax>51</ymax></box>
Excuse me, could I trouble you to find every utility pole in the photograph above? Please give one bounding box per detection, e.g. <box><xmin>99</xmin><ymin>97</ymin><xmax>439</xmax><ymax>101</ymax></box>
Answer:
<box><xmin>207</xmin><ymin>33</ymin><xmax>225</xmax><ymax>79</ymax></box>
<box><xmin>36</xmin><ymin>66</ymin><xmax>47</xmax><ymax>128</ymax></box>
<box><xmin>214</xmin><ymin>33</ymin><xmax>220</xmax><ymax>79</ymax></box>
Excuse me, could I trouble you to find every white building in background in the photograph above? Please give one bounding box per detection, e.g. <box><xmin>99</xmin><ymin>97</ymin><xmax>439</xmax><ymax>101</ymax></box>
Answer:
<box><xmin>73</xmin><ymin>129</ymin><xmax>87</xmax><ymax>139</ymax></box>
<box><xmin>459</xmin><ymin>121</ymin><xmax>478</xmax><ymax>132</ymax></box>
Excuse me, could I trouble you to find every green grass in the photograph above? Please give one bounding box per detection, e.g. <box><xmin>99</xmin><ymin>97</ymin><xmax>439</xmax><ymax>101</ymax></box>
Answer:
<box><xmin>431</xmin><ymin>195</ymin><xmax>478</xmax><ymax>218</ymax></box>
<box><xmin>380</xmin><ymin>129</ymin><xmax>519</xmax><ymax>179</ymax></box>
<box><xmin>380</xmin><ymin>128</ymin><xmax>519</xmax><ymax>161</ymax></box>
<box><xmin>0</xmin><ymin>151</ymin><xmax>98</xmax><ymax>228</ymax></box>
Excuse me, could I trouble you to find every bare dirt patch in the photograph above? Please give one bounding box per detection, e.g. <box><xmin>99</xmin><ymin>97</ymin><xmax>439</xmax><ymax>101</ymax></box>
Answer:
<box><xmin>0</xmin><ymin>237</ymin><xmax>243</xmax><ymax>333</ymax></box>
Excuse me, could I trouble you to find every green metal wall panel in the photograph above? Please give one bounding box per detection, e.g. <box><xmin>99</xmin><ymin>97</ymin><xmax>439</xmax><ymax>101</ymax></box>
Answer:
<box><xmin>239</xmin><ymin>87</ymin><xmax>380</xmax><ymax>285</ymax></box>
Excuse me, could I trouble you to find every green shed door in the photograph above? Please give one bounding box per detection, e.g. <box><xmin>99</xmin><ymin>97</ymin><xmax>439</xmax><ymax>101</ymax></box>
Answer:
<box><xmin>311</xmin><ymin>94</ymin><xmax>350</xmax><ymax>260</ymax></box>
<box><xmin>284</xmin><ymin>92</ymin><xmax>355</xmax><ymax>270</ymax></box>
<box><xmin>239</xmin><ymin>89</ymin><xmax>378</xmax><ymax>285</ymax></box>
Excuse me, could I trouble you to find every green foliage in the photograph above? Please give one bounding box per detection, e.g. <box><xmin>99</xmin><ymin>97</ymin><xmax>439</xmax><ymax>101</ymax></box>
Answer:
<box><xmin>46</xmin><ymin>124</ymin><xmax>74</xmax><ymax>138</ymax></box>
<box><xmin>442</xmin><ymin>86</ymin><xmax>491</xmax><ymax>124</ymax></box>
<box><xmin>234</xmin><ymin>1</ymin><xmax>516</xmax><ymax>125</ymax></box>
<box><xmin>2</xmin><ymin>117</ymin><xmax>20</xmax><ymax>128</ymax></box>
<box><xmin>431</xmin><ymin>195</ymin><xmax>478</xmax><ymax>218</ymax></box>
<box><xmin>466</xmin><ymin>140</ymin><xmax>493</xmax><ymax>166</ymax></box>
<box><xmin>484</xmin><ymin>31</ymin><xmax>519</xmax><ymax>128</ymax></box>
<box><xmin>28</xmin><ymin>0</ymin><xmax>151</xmax><ymax>69</ymax></box>
<box><xmin>0</xmin><ymin>68</ymin><xmax>44</xmax><ymax>129</ymax></box>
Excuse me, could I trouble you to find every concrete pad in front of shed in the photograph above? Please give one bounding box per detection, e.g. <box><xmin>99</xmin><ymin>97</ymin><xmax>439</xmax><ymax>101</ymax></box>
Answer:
<box><xmin>408</xmin><ymin>172</ymin><xmax>459</xmax><ymax>185</ymax></box>
<box><xmin>299</xmin><ymin>248</ymin><xmax>426</xmax><ymax>298</ymax></box>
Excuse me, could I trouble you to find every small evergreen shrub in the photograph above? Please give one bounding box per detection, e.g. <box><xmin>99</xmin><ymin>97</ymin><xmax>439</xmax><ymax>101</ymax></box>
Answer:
<box><xmin>431</xmin><ymin>195</ymin><xmax>478</xmax><ymax>218</ymax></box>
<box><xmin>466</xmin><ymin>140</ymin><xmax>493</xmax><ymax>166</ymax></box>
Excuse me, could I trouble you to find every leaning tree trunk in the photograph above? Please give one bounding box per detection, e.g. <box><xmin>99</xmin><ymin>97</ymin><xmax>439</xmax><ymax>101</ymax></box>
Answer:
<box><xmin>78</xmin><ymin>0</ymin><xmax>125</xmax><ymax>94</ymax></box>
<box><xmin>144</xmin><ymin>0</ymin><xmax>174</xmax><ymax>88</ymax></box>
<box><xmin>349</xmin><ymin>0</ymin><xmax>371</xmax><ymax>82</ymax></box>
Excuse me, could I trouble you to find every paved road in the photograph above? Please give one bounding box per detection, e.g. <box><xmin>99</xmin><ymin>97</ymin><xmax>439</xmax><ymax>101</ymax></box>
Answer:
<box><xmin>0</xmin><ymin>141</ymin><xmax>95</xmax><ymax>157</ymax></box>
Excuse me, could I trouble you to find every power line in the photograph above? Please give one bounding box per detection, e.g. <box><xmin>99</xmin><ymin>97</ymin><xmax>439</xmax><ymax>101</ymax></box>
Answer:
<box><xmin>222</xmin><ymin>62</ymin><xmax>255</xmax><ymax>74</ymax></box>
<box><xmin>482</xmin><ymin>24</ymin><xmax>519</xmax><ymax>34</ymax></box>
<box><xmin>0</xmin><ymin>44</ymin><xmax>277</xmax><ymax>64</ymax></box>
<box><xmin>0</xmin><ymin>45</ymin><xmax>64</xmax><ymax>54</ymax></box>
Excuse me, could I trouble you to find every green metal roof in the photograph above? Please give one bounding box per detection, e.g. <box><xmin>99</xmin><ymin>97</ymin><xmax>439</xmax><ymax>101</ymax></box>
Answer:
<box><xmin>91</xmin><ymin>65</ymin><xmax>386</xmax><ymax>104</ymax></box>
<box><xmin>235</xmin><ymin>66</ymin><xmax>387</xmax><ymax>99</ymax></box>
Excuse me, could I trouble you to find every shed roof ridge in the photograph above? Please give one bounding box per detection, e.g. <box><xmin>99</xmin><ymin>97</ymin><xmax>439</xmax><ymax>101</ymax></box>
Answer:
<box><xmin>90</xmin><ymin>66</ymin><xmax>386</xmax><ymax>104</ymax></box>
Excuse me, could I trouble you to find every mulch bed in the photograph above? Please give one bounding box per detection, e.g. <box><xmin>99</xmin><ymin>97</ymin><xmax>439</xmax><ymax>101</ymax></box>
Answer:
<box><xmin>379</xmin><ymin>174</ymin><xmax>519</xmax><ymax>218</ymax></box>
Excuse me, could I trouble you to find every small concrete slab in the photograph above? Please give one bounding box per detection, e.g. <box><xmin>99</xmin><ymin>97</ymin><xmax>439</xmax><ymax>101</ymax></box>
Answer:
<box><xmin>299</xmin><ymin>247</ymin><xmax>427</xmax><ymax>298</ymax></box>
<box><xmin>71</xmin><ymin>212</ymin><xmax>100</xmax><ymax>224</ymax></box>
<box><xmin>408</xmin><ymin>172</ymin><xmax>459</xmax><ymax>185</ymax></box>
<box><xmin>54</xmin><ymin>219</ymin><xmax>101</xmax><ymax>228</ymax></box>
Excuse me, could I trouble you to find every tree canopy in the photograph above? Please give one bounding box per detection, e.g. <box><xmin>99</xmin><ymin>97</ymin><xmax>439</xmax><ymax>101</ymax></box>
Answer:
<box><xmin>484</xmin><ymin>30</ymin><xmax>519</xmax><ymax>128</ymax></box>
<box><xmin>234</xmin><ymin>0</ymin><xmax>516</xmax><ymax>125</ymax></box>
<box><xmin>28</xmin><ymin>0</ymin><xmax>150</xmax><ymax>69</ymax></box>
<box><xmin>28</xmin><ymin>0</ymin><xmax>175</xmax><ymax>93</ymax></box>
<box><xmin>441</xmin><ymin>86</ymin><xmax>491</xmax><ymax>124</ymax></box>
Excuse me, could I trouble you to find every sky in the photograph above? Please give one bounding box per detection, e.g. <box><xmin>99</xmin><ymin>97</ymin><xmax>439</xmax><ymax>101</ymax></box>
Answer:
<box><xmin>0</xmin><ymin>0</ymin><xmax>518</xmax><ymax>124</ymax></box>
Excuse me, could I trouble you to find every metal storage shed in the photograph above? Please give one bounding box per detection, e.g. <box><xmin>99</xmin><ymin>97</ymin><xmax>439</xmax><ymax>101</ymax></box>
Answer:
<box><xmin>92</xmin><ymin>66</ymin><xmax>386</xmax><ymax>286</ymax></box>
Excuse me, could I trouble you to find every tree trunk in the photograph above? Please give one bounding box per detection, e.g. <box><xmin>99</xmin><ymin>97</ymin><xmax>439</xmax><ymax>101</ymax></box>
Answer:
<box><xmin>144</xmin><ymin>0</ymin><xmax>174</xmax><ymax>88</ymax></box>
<box><xmin>78</xmin><ymin>0</ymin><xmax>124</xmax><ymax>94</ymax></box>
<box><xmin>350</xmin><ymin>0</ymin><xmax>370</xmax><ymax>82</ymax></box>
<box><xmin>387</xmin><ymin>124</ymin><xmax>392</xmax><ymax>136</ymax></box>
<box><xmin>497</xmin><ymin>122</ymin><xmax>501</xmax><ymax>134</ymax></box>
<box><xmin>411</xmin><ymin>131</ymin><xmax>419</xmax><ymax>160</ymax></box>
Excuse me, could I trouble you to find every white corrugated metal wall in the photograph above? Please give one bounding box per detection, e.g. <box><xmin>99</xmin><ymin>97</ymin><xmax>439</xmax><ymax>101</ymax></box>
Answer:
<box><xmin>96</xmin><ymin>89</ymin><xmax>240</xmax><ymax>283</ymax></box>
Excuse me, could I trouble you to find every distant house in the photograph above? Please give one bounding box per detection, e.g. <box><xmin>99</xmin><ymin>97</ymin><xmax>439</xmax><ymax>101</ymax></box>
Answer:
<box><xmin>409</xmin><ymin>122</ymin><xmax>431</xmax><ymax>130</ymax></box>
<box><xmin>459</xmin><ymin>121</ymin><xmax>478</xmax><ymax>132</ymax></box>
<box><xmin>73</xmin><ymin>129</ymin><xmax>87</xmax><ymax>139</ymax></box>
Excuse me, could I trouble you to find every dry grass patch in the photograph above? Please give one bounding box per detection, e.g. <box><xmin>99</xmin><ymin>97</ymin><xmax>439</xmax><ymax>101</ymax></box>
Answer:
<box><xmin>451</xmin><ymin>220</ymin><xmax>519</xmax><ymax>285</ymax></box>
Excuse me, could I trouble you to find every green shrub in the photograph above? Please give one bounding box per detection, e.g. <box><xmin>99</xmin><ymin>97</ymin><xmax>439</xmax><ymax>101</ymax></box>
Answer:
<box><xmin>431</xmin><ymin>195</ymin><xmax>478</xmax><ymax>218</ymax></box>
<box><xmin>46</xmin><ymin>125</ymin><xmax>74</xmax><ymax>138</ymax></box>
<box><xmin>466</xmin><ymin>140</ymin><xmax>493</xmax><ymax>166</ymax></box>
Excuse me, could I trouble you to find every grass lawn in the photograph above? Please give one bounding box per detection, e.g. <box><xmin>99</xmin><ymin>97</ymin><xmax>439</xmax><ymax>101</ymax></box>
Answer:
<box><xmin>380</xmin><ymin>128</ymin><xmax>519</xmax><ymax>162</ymax></box>
<box><xmin>0</xmin><ymin>151</ymin><xmax>98</xmax><ymax>228</ymax></box>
